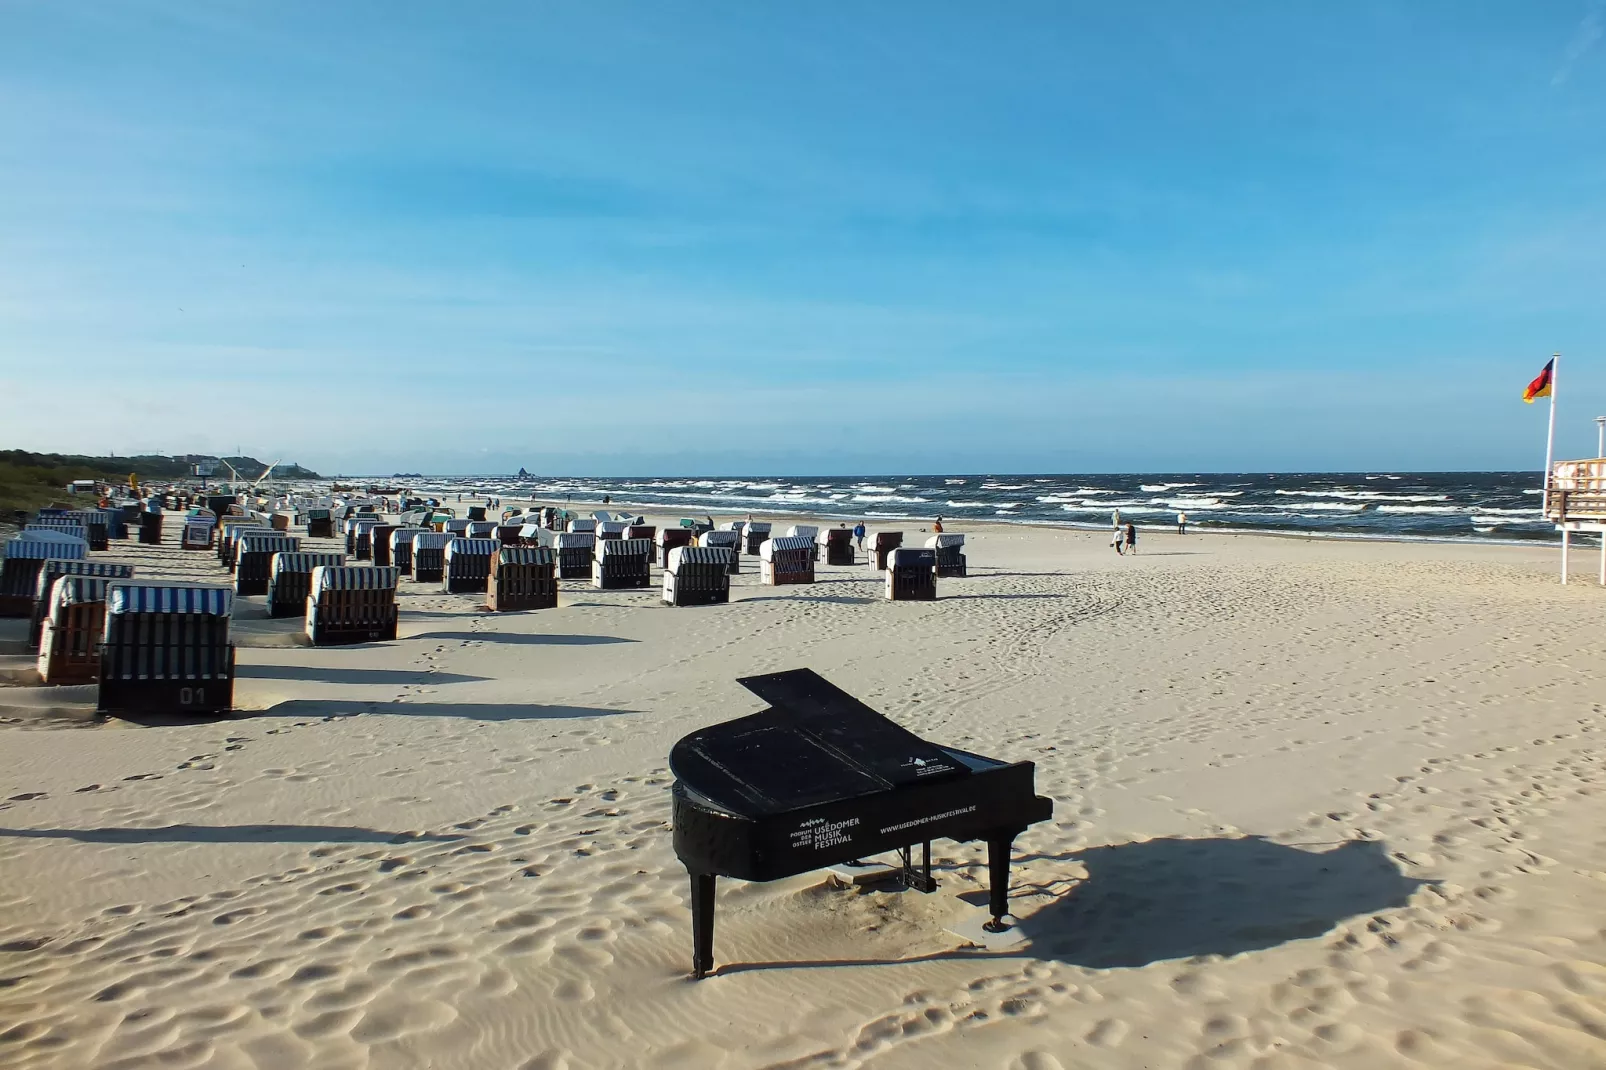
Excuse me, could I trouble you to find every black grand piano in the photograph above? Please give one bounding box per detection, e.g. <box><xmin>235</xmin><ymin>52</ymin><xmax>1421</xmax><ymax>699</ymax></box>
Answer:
<box><xmin>671</xmin><ymin>668</ymin><xmax>1054</xmax><ymax>978</ymax></box>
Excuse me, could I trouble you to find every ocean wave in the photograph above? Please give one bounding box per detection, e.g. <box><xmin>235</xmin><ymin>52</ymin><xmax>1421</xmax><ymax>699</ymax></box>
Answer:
<box><xmin>1069</xmin><ymin>504</ymin><xmax>1167</xmax><ymax>514</ymax></box>
<box><xmin>1274</xmin><ymin>490</ymin><xmax>1449</xmax><ymax>502</ymax></box>
<box><xmin>1470</xmin><ymin>514</ymin><xmax>1549</xmax><ymax>525</ymax></box>
<box><xmin>1140</xmin><ymin>482</ymin><xmax>1202</xmax><ymax>492</ymax></box>
<box><xmin>1155</xmin><ymin>497</ymin><xmax>1225</xmax><ymax>509</ymax></box>
<box><xmin>852</xmin><ymin>494</ymin><xmax>930</xmax><ymax>504</ymax></box>
<box><xmin>1376</xmin><ymin>505</ymin><xmax>1463</xmax><ymax>514</ymax></box>
<box><xmin>1288</xmin><ymin>503</ymin><xmax>1369</xmax><ymax>512</ymax></box>
<box><xmin>945</xmin><ymin>500</ymin><xmax>989</xmax><ymax>508</ymax></box>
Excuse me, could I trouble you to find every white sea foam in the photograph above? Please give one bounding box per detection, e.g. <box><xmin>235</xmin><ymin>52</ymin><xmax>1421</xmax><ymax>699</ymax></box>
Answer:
<box><xmin>1140</xmin><ymin>482</ymin><xmax>1202</xmax><ymax>492</ymax></box>
<box><xmin>1377</xmin><ymin>505</ymin><xmax>1463</xmax><ymax>514</ymax></box>
<box><xmin>1471</xmin><ymin>514</ymin><xmax>1548</xmax><ymax>525</ymax></box>
<box><xmin>1274</xmin><ymin>489</ymin><xmax>1449</xmax><ymax>503</ymax></box>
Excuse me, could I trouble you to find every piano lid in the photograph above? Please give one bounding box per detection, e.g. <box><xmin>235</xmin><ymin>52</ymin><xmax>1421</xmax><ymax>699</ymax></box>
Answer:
<box><xmin>670</xmin><ymin>669</ymin><xmax>970</xmax><ymax>817</ymax></box>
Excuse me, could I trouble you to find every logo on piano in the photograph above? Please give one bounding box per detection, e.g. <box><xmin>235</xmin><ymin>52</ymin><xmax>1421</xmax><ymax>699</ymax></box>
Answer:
<box><xmin>902</xmin><ymin>756</ymin><xmax>954</xmax><ymax>776</ymax></box>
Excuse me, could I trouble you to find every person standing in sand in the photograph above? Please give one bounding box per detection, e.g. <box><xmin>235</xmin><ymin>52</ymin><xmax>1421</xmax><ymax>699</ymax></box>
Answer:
<box><xmin>1125</xmin><ymin>521</ymin><xmax>1138</xmax><ymax>555</ymax></box>
<box><xmin>933</xmin><ymin>516</ymin><xmax>944</xmax><ymax>534</ymax></box>
<box><xmin>1177</xmin><ymin>511</ymin><xmax>1187</xmax><ymax>535</ymax></box>
<box><xmin>853</xmin><ymin>521</ymin><xmax>866</xmax><ymax>553</ymax></box>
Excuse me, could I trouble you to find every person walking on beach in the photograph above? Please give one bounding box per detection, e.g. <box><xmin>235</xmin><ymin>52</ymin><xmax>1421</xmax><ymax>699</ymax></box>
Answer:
<box><xmin>853</xmin><ymin>521</ymin><xmax>866</xmax><ymax>553</ymax></box>
<box><xmin>1125</xmin><ymin>522</ymin><xmax>1138</xmax><ymax>555</ymax></box>
<box><xmin>1177</xmin><ymin>511</ymin><xmax>1187</xmax><ymax>535</ymax></box>
<box><xmin>1111</xmin><ymin>527</ymin><xmax>1124</xmax><ymax>555</ymax></box>
<box><xmin>933</xmin><ymin>516</ymin><xmax>944</xmax><ymax>534</ymax></box>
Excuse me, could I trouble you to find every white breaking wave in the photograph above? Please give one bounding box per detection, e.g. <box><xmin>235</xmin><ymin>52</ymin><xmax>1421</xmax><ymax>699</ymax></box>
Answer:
<box><xmin>1470</xmin><ymin>514</ymin><xmax>1548</xmax><ymax>525</ymax></box>
<box><xmin>1377</xmin><ymin>505</ymin><xmax>1463</xmax><ymax>514</ymax></box>
<box><xmin>1140</xmin><ymin>482</ymin><xmax>1202</xmax><ymax>492</ymax></box>
<box><xmin>1274</xmin><ymin>489</ymin><xmax>1449</xmax><ymax>502</ymax></box>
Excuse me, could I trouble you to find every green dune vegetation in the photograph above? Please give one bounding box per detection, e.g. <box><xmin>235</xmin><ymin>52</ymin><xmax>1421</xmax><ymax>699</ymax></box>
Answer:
<box><xmin>0</xmin><ymin>450</ymin><xmax>320</xmax><ymax>529</ymax></box>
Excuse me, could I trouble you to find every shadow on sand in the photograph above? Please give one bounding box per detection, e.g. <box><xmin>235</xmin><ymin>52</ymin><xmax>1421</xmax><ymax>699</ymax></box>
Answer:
<box><xmin>236</xmin><ymin>665</ymin><xmax>489</xmax><ymax>685</ymax></box>
<box><xmin>715</xmin><ymin>837</ymin><xmax>1429</xmax><ymax>976</ymax></box>
<box><xmin>109</xmin><ymin>699</ymin><xmax>638</xmax><ymax>727</ymax></box>
<box><xmin>410</xmin><ymin>631</ymin><xmax>636</xmax><ymax>646</ymax></box>
<box><xmin>0</xmin><ymin>824</ymin><xmax>463</xmax><ymax>845</ymax></box>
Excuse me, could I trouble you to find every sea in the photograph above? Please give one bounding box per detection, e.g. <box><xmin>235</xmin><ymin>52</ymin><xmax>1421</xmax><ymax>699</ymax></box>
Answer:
<box><xmin>374</xmin><ymin>472</ymin><xmax>1555</xmax><ymax>544</ymax></box>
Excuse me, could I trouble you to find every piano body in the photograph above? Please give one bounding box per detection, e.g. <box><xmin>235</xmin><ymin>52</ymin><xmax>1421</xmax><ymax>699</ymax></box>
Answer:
<box><xmin>671</xmin><ymin>668</ymin><xmax>1054</xmax><ymax>978</ymax></box>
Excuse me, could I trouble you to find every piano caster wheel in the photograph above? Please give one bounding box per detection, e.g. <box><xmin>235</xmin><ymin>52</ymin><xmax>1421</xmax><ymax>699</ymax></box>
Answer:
<box><xmin>982</xmin><ymin>916</ymin><xmax>1011</xmax><ymax>935</ymax></box>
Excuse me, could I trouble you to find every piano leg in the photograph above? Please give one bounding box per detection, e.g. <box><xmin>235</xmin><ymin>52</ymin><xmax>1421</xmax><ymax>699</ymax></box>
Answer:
<box><xmin>689</xmin><ymin>871</ymin><xmax>716</xmax><ymax>979</ymax></box>
<box><xmin>983</xmin><ymin>833</ymin><xmax>1015</xmax><ymax>933</ymax></box>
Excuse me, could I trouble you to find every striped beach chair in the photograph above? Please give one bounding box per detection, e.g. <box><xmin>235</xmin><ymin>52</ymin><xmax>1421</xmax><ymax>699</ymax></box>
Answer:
<box><xmin>27</xmin><ymin>559</ymin><xmax>136</xmax><ymax>653</ymax></box>
<box><xmin>371</xmin><ymin>524</ymin><xmax>398</xmax><ymax>567</ymax></box>
<box><xmin>555</xmin><ymin>531</ymin><xmax>595</xmax><ymax>579</ymax></box>
<box><xmin>873</xmin><ymin>531</ymin><xmax>904</xmax><ymax>571</ymax></box>
<box><xmin>658</xmin><ymin>527</ymin><xmax>694</xmax><ymax>568</ymax></box>
<box><xmin>266</xmin><ymin>551</ymin><xmax>345</xmax><ymax>617</ymax></box>
<box><xmin>2</xmin><ymin>532</ymin><xmax>88</xmax><ymax>617</ymax></box>
<box><xmin>28</xmin><ymin>521</ymin><xmax>87</xmax><ymax>543</ymax></box>
<box><xmin>215</xmin><ymin>517</ymin><xmax>253</xmax><ymax>562</ymax></box>
<box><xmin>445</xmin><ymin>518</ymin><xmax>472</xmax><ymax>537</ymax></box>
<box><xmin>785</xmin><ymin>525</ymin><xmax>821</xmax><ymax>562</ymax></box>
<box><xmin>117</xmin><ymin>504</ymin><xmax>143</xmax><ymax>539</ymax></box>
<box><xmin>744</xmin><ymin>522</ymin><xmax>772</xmax><ymax>556</ymax></box>
<box><xmin>306</xmin><ymin>508</ymin><xmax>334</xmax><ymax>538</ymax></box>
<box><xmin>222</xmin><ymin>526</ymin><xmax>276</xmax><ymax>571</ymax></box>
<box><xmin>305</xmin><ymin>566</ymin><xmax>400</xmax><ymax>645</ymax></box>
<box><xmin>37</xmin><ymin>576</ymin><xmax>113</xmax><ymax>685</ymax></box>
<box><xmin>697</xmin><ymin>529</ymin><xmax>741</xmax><ymax>574</ymax></box>
<box><xmin>487</xmin><ymin>546</ymin><xmax>558</xmax><ymax>611</ymax></box>
<box><xmin>886</xmin><ymin>547</ymin><xmax>937</xmax><ymax>601</ymax></box>
<box><xmin>98</xmin><ymin>583</ymin><xmax>235</xmax><ymax>716</ymax></box>
<box><xmin>138</xmin><ymin>510</ymin><xmax>164</xmax><ymax>545</ymax></box>
<box><xmin>235</xmin><ymin>534</ymin><xmax>302</xmax><ymax>596</ymax></box>
<box><xmin>823</xmin><ymin>527</ymin><xmax>854</xmax><ymax>565</ymax></box>
<box><xmin>567</xmin><ymin>518</ymin><xmax>597</xmax><ymax>534</ymax></box>
<box><xmin>444</xmin><ymin>537</ymin><xmax>497</xmax><ymax>594</ymax></box>
<box><xmin>466</xmin><ymin>521</ymin><xmax>497</xmax><ymax>539</ymax></box>
<box><xmin>592</xmin><ymin>537</ymin><xmax>653</xmax><ymax>590</ymax></box>
<box><xmin>760</xmin><ymin>535</ymin><xmax>815</xmax><ymax>585</ymax></box>
<box><xmin>181</xmin><ymin>517</ymin><xmax>216</xmax><ymax>550</ymax></box>
<box><xmin>412</xmin><ymin>531</ymin><xmax>452</xmax><ymax>583</ymax></box>
<box><xmin>390</xmin><ymin>527</ymin><xmax>425</xmax><ymax>576</ymax></box>
<box><xmin>663</xmin><ymin>546</ymin><xmax>732</xmax><ymax>606</ymax></box>
<box><xmin>625</xmin><ymin>524</ymin><xmax>656</xmax><ymax>542</ymax></box>
<box><xmin>925</xmin><ymin>534</ymin><xmax>967</xmax><ymax>578</ymax></box>
<box><xmin>58</xmin><ymin>511</ymin><xmax>110</xmax><ymax>551</ymax></box>
<box><xmin>352</xmin><ymin>520</ymin><xmax>380</xmax><ymax>561</ymax></box>
<box><xmin>597</xmin><ymin>520</ymin><xmax>627</xmax><ymax>543</ymax></box>
<box><xmin>495</xmin><ymin>524</ymin><xmax>524</xmax><ymax>546</ymax></box>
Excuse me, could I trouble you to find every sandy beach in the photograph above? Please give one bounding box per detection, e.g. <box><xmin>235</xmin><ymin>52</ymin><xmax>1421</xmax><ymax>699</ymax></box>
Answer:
<box><xmin>3</xmin><ymin>512</ymin><xmax>1606</xmax><ymax>1069</ymax></box>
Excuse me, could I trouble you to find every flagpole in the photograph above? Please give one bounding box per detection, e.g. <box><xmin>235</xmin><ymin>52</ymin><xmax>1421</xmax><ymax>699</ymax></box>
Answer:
<box><xmin>1544</xmin><ymin>352</ymin><xmax>1559</xmax><ymax>515</ymax></box>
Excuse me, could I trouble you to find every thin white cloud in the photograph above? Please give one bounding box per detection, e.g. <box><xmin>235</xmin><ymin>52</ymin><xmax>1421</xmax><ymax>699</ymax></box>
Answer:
<box><xmin>1553</xmin><ymin>1</ymin><xmax>1604</xmax><ymax>85</ymax></box>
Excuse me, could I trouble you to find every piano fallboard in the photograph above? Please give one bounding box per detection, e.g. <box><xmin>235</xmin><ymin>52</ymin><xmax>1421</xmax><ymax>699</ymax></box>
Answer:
<box><xmin>673</xmin><ymin>756</ymin><xmax>1051</xmax><ymax>883</ymax></box>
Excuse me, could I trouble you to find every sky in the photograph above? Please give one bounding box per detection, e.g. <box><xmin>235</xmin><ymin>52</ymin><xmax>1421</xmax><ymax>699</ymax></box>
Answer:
<box><xmin>2</xmin><ymin>1</ymin><xmax>1604</xmax><ymax>476</ymax></box>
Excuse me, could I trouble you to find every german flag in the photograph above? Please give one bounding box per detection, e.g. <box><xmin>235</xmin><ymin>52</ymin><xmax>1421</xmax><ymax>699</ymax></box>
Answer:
<box><xmin>1523</xmin><ymin>359</ymin><xmax>1554</xmax><ymax>403</ymax></box>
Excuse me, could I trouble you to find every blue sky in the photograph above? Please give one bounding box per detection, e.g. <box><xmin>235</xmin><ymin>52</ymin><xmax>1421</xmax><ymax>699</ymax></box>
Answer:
<box><xmin>2</xmin><ymin>2</ymin><xmax>1603</xmax><ymax>475</ymax></box>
